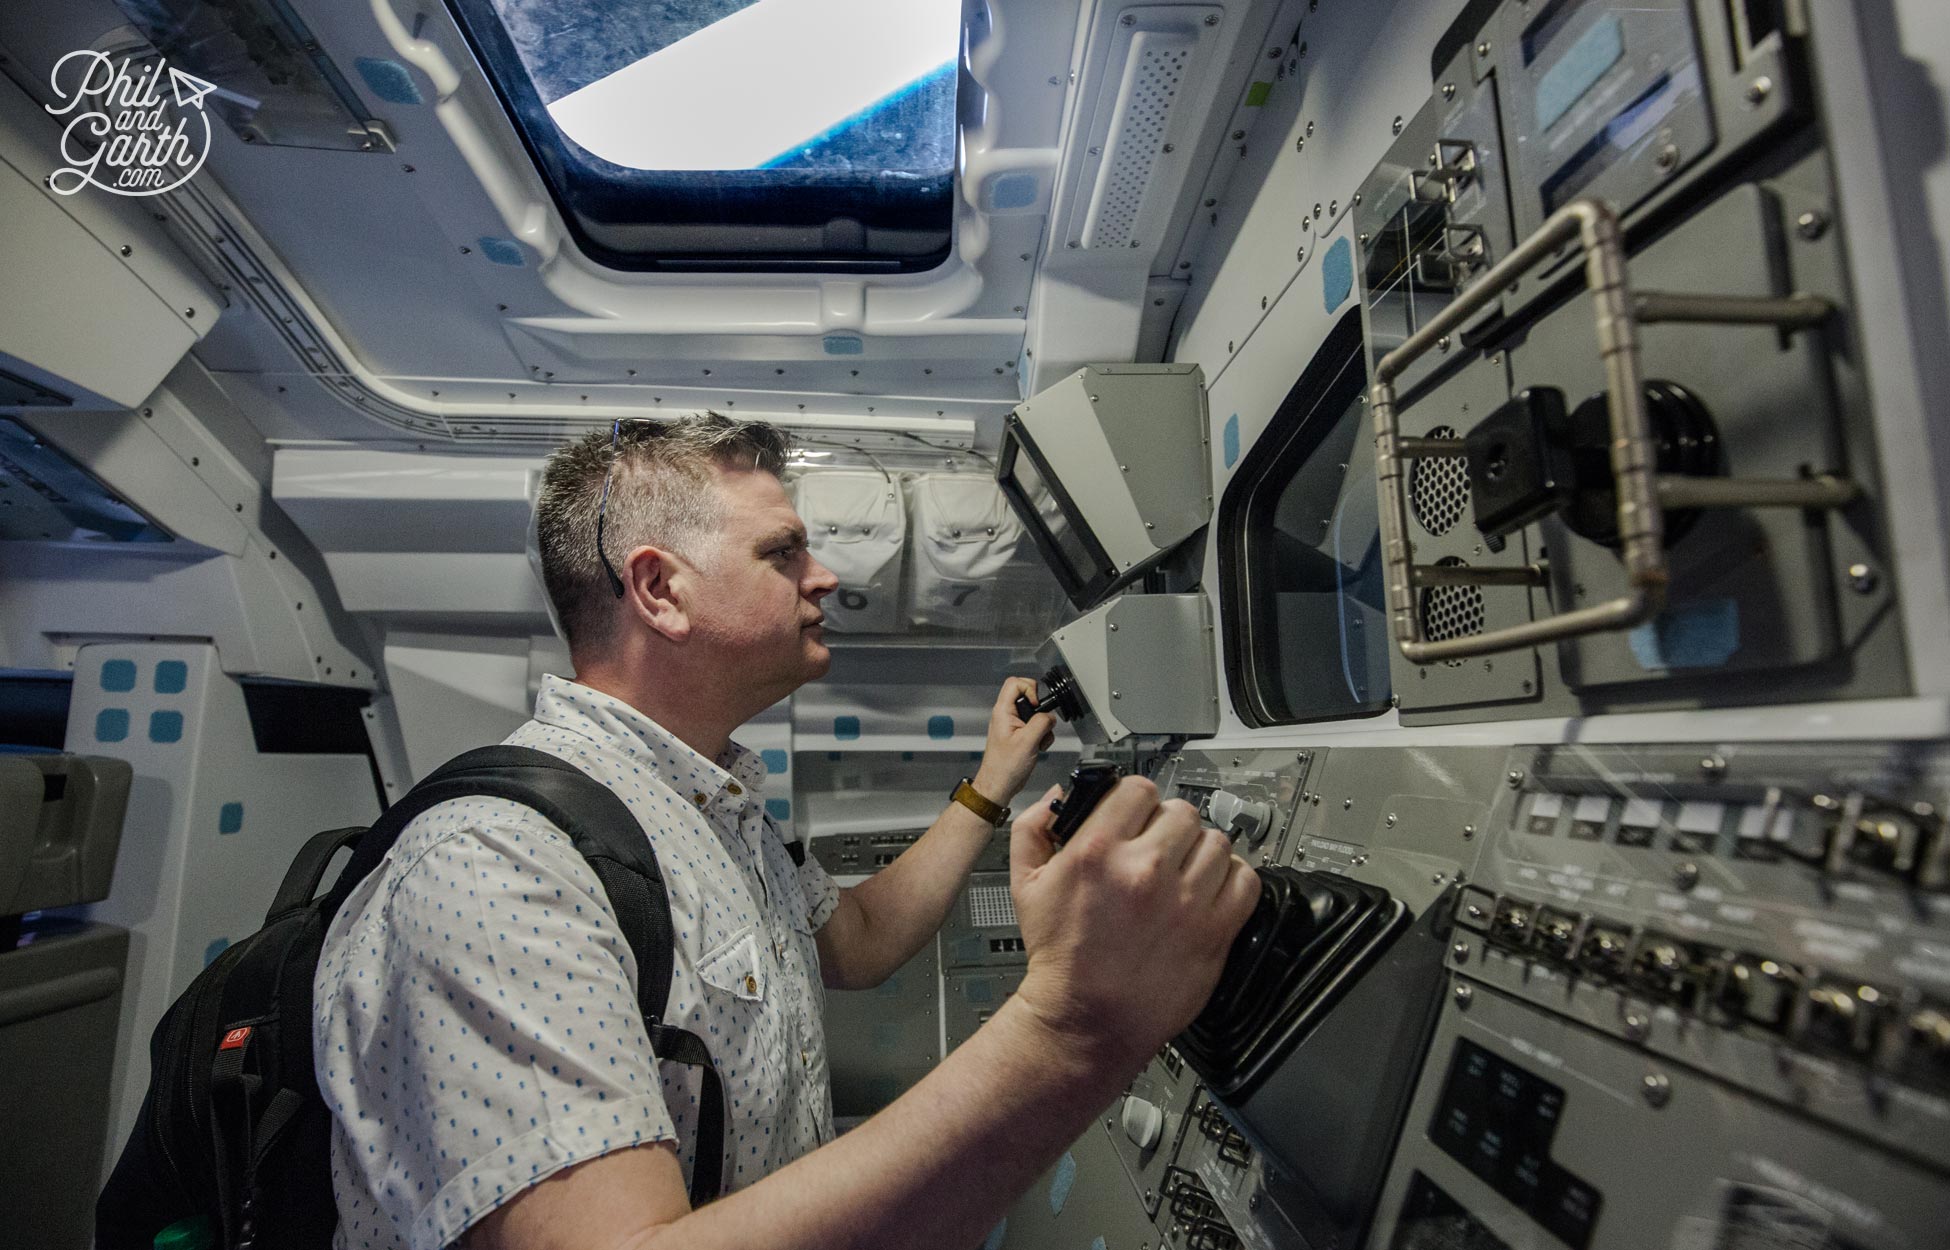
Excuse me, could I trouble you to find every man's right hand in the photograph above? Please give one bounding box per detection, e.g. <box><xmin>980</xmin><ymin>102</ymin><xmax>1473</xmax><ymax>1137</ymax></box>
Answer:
<box><xmin>1007</xmin><ymin>776</ymin><xmax>1261</xmax><ymax>1073</ymax></box>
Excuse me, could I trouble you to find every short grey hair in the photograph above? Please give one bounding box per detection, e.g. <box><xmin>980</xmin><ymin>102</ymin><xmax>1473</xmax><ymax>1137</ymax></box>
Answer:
<box><xmin>535</xmin><ymin>412</ymin><xmax>790</xmax><ymax>651</ymax></box>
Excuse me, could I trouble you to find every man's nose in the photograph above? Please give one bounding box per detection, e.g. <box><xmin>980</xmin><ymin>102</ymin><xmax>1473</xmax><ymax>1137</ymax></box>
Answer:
<box><xmin>805</xmin><ymin>554</ymin><xmax>839</xmax><ymax>600</ymax></box>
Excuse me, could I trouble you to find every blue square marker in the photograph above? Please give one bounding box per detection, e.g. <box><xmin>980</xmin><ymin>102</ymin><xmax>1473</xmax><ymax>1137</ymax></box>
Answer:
<box><xmin>219</xmin><ymin>802</ymin><xmax>244</xmax><ymax>835</ymax></box>
<box><xmin>155</xmin><ymin>660</ymin><xmax>188</xmax><ymax>694</ymax></box>
<box><xmin>765</xmin><ymin>799</ymin><xmax>792</xmax><ymax>821</ymax></box>
<box><xmin>149</xmin><ymin>710</ymin><xmax>184</xmax><ymax>743</ymax></box>
<box><xmin>833</xmin><ymin>716</ymin><xmax>861</xmax><ymax>741</ymax></box>
<box><xmin>927</xmin><ymin>715</ymin><xmax>956</xmax><ymax>740</ymax></box>
<box><xmin>95</xmin><ymin>708</ymin><xmax>130</xmax><ymax>743</ymax></box>
<box><xmin>761</xmin><ymin>749</ymin><xmax>789</xmax><ymax>774</ymax></box>
<box><xmin>101</xmin><ymin>660</ymin><xmax>136</xmax><ymax>692</ymax></box>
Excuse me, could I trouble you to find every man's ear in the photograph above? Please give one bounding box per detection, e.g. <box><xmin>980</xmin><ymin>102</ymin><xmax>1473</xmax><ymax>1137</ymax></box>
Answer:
<box><xmin>622</xmin><ymin>545</ymin><xmax>691</xmax><ymax>643</ymax></box>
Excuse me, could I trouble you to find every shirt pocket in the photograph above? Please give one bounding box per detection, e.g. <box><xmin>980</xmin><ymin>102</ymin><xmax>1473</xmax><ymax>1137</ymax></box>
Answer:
<box><xmin>695</xmin><ymin>927</ymin><xmax>785</xmax><ymax>1120</ymax></box>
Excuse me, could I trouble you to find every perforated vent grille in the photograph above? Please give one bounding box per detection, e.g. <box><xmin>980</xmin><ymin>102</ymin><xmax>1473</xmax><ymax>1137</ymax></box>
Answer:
<box><xmin>1088</xmin><ymin>38</ymin><xmax>1188</xmax><ymax>248</ymax></box>
<box><xmin>1420</xmin><ymin>557</ymin><xmax>1486</xmax><ymax>645</ymax></box>
<box><xmin>968</xmin><ymin>884</ymin><xmax>1018</xmax><ymax>929</ymax></box>
<box><xmin>1411</xmin><ymin>426</ymin><xmax>1469</xmax><ymax>537</ymax></box>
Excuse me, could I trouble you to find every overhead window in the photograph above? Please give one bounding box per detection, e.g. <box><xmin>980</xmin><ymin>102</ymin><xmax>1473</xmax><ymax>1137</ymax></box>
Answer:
<box><xmin>447</xmin><ymin>0</ymin><xmax>963</xmax><ymax>271</ymax></box>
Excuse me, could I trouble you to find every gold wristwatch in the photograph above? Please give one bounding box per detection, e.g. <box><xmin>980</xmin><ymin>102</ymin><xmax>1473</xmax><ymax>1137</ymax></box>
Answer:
<box><xmin>950</xmin><ymin>777</ymin><xmax>1010</xmax><ymax>826</ymax></box>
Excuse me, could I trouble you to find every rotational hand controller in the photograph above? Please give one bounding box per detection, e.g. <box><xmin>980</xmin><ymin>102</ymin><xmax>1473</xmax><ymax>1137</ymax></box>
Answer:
<box><xmin>1044</xmin><ymin>762</ymin><xmax>1401</xmax><ymax>1098</ymax></box>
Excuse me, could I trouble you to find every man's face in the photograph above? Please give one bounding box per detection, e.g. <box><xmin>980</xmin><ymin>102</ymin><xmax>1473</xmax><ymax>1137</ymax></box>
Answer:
<box><xmin>679</xmin><ymin>465</ymin><xmax>838</xmax><ymax>700</ymax></box>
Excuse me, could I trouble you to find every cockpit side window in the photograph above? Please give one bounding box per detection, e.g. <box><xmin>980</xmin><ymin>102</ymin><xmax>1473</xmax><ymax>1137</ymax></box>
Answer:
<box><xmin>1218</xmin><ymin>312</ymin><xmax>1393</xmax><ymax>726</ymax></box>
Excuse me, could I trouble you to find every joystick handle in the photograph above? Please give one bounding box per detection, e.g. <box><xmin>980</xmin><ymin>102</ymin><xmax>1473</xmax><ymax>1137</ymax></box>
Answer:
<box><xmin>1047</xmin><ymin>761</ymin><xmax>1124</xmax><ymax>848</ymax></box>
<box><xmin>1014</xmin><ymin>692</ymin><xmax>1040</xmax><ymax>722</ymax></box>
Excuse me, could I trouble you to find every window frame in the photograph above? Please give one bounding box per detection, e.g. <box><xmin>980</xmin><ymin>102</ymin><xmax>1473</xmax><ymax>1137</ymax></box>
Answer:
<box><xmin>441</xmin><ymin>0</ymin><xmax>962</xmax><ymax>274</ymax></box>
<box><xmin>1217</xmin><ymin>311</ymin><xmax>1395</xmax><ymax>727</ymax></box>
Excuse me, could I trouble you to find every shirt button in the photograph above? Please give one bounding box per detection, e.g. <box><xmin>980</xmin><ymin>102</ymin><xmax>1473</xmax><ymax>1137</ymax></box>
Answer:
<box><xmin>693</xmin><ymin>793</ymin><xmax>708</xmax><ymax>807</ymax></box>
<box><xmin>744</xmin><ymin>974</ymin><xmax>758</xmax><ymax>994</ymax></box>
<box><xmin>728</xmin><ymin>782</ymin><xmax>743</xmax><ymax>796</ymax></box>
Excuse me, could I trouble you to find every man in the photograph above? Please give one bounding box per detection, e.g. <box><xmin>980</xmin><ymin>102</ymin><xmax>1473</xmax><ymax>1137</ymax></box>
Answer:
<box><xmin>315</xmin><ymin>413</ymin><xmax>1260</xmax><ymax>1250</ymax></box>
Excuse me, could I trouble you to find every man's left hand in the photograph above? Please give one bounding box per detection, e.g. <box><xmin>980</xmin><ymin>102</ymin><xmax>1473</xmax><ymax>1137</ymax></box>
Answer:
<box><xmin>972</xmin><ymin>677</ymin><xmax>1057</xmax><ymax>807</ymax></box>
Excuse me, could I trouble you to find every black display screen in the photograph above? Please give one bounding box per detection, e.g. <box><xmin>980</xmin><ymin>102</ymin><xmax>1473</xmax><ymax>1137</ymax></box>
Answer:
<box><xmin>996</xmin><ymin>421</ymin><xmax>1117</xmax><ymax>609</ymax></box>
<box><xmin>1429</xmin><ymin>1039</ymin><xmax>1603</xmax><ymax>1249</ymax></box>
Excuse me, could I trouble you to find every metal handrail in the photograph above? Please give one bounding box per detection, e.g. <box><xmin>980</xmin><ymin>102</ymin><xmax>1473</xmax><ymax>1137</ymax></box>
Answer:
<box><xmin>1370</xmin><ymin>197</ymin><xmax>1850</xmax><ymax>665</ymax></box>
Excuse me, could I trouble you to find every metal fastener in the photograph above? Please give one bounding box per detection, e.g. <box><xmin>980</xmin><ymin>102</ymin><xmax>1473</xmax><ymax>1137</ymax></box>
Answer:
<box><xmin>1847</xmin><ymin>563</ymin><xmax>1878</xmax><ymax>594</ymax></box>
<box><xmin>1673</xmin><ymin>861</ymin><xmax>1700</xmax><ymax>891</ymax></box>
<box><xmin>1476</xmin><ymin>41</ymin><xmax>1491</xmax><ymax>58</ymax></box>
<box><xmin>1454</xmin><ymin>984</ymin><xmax>1474</xmax><ymax>1006</ymax></box>
<box><xmin>119</xmin><ymin>244</ymin><xmax>133</xmax><ymax>256</ymax></box>
<box><xmin>1392</xmin><ymin>115</ymin><xmax>1404</xmax><ymax>136</ymax></box>
<box><xmin>1442</xmin><ymin>83</ymin><xmax>1456</xmax><ymax>100</ymax></box>
<box><xmin>1112</xmin><ymin>690</ymin><xmax>1122</xmax><ymax>700</ymax></box>
<box><xmin>1507</xmin><ymin>770</ymin><xmax>1526</xmax><ymax>788</ymax></box>
<box><xmin>1642</xmin><ymin>1073</ymin><xmax>1672</xmax><ymax>1108</ymax></box>
<box><xmin>1453</xmin><ymin>941</ymin><xmax>1471</xmax><ymax>961</ymax></box>
<box><xmin>1466</xmin><ymin>904</ymin><xmax>1486</xmax><ymax>921</ymax></box>
<box><xmin>1623</xmin><ymin>1011</ymin><xmax>1650</xmax><ymax>1042</ymax></box>
<box><xmin>1701</xmin><ymin>755</ymin><xmax>1727</xmax><ymax>777</ymax></box>
<box><xmin>1797</xmin><ymin>210</ymin><xmax>1831</xmax><ymax>241</ymax></box>
<box><xmin>1463</xmin><ymin>825</ymin><xmax>1476</xmax><ymax>840</ymax></box>
<box><xmin>1746</xmin><ymin>76</ymin><xmax>1773</xmax><ymax>105</ymax></box>
<box><xmin>1329</xmin><ymin>199</ymin><xmax>1339</xmax><ymax>215</ymax></box>
<box><xmin>1437</xmin><ymin>334</ymin><xmax>1451</xmax><ymax>352</ymax></box>
<box><xmin>1344</xmin><ymin>797</ymin><xmax>1353</xmax><ymax>809</ymax></box>
<box><xmin>1386</xmin><ymin>812</ymin><xmax>1398</xmax><ymax>827</ymax></box>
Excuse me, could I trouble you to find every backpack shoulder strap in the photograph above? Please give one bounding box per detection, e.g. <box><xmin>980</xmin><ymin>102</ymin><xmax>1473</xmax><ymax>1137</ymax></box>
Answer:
<box><xmin>325</xmin><ymin>745</ymin><xmax>725</xmax><ymax>1204</ymax></box>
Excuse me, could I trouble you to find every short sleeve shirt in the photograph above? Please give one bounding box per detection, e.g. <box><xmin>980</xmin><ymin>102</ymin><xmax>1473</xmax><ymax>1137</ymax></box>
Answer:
<box><xmin>314</xmin><ymin>675</ymin><xmax>842</xmax><ymax>1250</ymax></box>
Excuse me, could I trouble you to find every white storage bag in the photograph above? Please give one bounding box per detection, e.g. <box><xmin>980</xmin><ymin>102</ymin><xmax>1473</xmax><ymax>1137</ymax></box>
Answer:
<box><xmin>905</xmin><ymin>473</ymin><xmax>1025</xmax><ymax>629</ymax></box>
<box><xmin>793</xmin><ymin>470</ymin><xmax>906</xmax><ymax>632</ymax></box>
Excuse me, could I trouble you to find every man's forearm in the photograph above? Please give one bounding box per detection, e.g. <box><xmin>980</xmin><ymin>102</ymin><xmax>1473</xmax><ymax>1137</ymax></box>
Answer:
<box><xmin>635</xmin><ymin>994</ymin><xmax>1138</xmax><ymax>1250</ymax></box>
<box><xmin>841</xmin><ymin>793</ymin><xmax>999</xmax><ymax>984</ymax></box>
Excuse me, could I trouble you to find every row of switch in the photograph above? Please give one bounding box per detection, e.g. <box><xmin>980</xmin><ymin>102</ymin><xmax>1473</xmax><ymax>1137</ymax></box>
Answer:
<box><xmin>1467</xmin><ymin>892</ymin><xmax>1950</xmax><ymax>1092</ymax></box>
<box><xmin>1518</xmin><ymin>789</ymin><xmax>1949</xmax><ymax>887</ymax></box>
<box><xmin>1177</xmin><ymin>785</ymin><xmax>1277</xmax><ymax>847</ymax></box>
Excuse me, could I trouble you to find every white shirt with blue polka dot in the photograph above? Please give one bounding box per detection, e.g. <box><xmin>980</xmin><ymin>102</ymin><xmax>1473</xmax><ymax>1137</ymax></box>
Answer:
<box><xmin>314</xmin><ymin>675</ymin><xmax>841</xmax><ymax>1250</ymax></box>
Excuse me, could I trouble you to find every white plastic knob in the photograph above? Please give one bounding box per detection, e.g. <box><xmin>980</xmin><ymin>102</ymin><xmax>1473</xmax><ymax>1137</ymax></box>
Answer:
<box><xmin>1120</xmin><ymin>1095</ymin><xmax>1165</xmax><ymax>1150</ymax></box>
<box><xmin>1208</xmin><ymin>790</ymin><xmax>1272</xmax><ymax>842</ymax></box>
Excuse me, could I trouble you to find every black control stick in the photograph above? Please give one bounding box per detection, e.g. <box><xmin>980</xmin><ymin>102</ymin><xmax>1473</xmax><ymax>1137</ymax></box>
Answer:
<box><xmin>1041</xmin><ymin>761</ymin><xmax>1403</xmax><ymax>1098</ymax></box>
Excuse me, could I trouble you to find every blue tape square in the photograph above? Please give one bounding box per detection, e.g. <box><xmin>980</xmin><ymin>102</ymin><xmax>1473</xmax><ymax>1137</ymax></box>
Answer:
<box><xmin>761</xmin><ymin>749</ymin><xmax>789</xmax><ymax>774</ymax></box>
<box><xmin>478</xmin><ymin>236</ymin><xmax>525</xmax><ymax>266</ymax></box>
<box><xmin>101</xmin><ymin>660</ymin><xmax>136</xmax><ymax>692</ymax></box>
<box><xmin>1323</xmin><ymin>236</ymin><xmax>1354</xmax><ymax>313</ymax></box>
<box><xmin>95</xmin><ymin>708</ymin><xmax>130</xmax><ymax>743</ymax></box>
<box><xmin>1223</xmin><ymin>413</ymin><xmax>1241</xmax><ymax>468</ymax></box>
<box><xmin>149</xmin><ymin>710</ymin><xmax>184</xmax><ymax>743</ymax></box>
<box><xmin>765</xmin><ymin>798</ymin><xmax>792</xmax><ymax>821</ymax></box>
<box><xmin>154</xmin><ymin>659</ymin><xmax>188</xmax><ymax>694</ymax></box>
<box><xmin>355</xmin><ymin>56</ymin><xmax>424</xmax><ymax>105</ymax></box>
<box><xmin>219</xmin><ymin>801</ymin><xmax>244</xmax><ymax>835</ymax></box>
<box><xmin>1049</xmin><ymin>1152</ymin><xmax>1078</xmax><ymax>1215</ymax></box>
<box><xmin>833</xmin><ymin>716</ymin><xmax>861</xmax><ymax>741</ymax></box>
<box><xmin>927</xmin><ymin>715</ymin><xmax>956</xmax><ymax>740</ymax></box>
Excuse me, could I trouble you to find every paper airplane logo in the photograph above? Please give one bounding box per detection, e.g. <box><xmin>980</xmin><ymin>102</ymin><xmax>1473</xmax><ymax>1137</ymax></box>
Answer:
<box><xmin>168</xmin><ymin>66</ymin><xmax>217</xmax><ymax>110</ymax></box>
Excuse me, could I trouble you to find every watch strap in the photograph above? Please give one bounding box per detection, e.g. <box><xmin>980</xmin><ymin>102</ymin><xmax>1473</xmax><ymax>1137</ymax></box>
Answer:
<box><xmin>951</xmin><ymin>778</ymin><xmax>1010</xmax><ymax>826</ymax></box>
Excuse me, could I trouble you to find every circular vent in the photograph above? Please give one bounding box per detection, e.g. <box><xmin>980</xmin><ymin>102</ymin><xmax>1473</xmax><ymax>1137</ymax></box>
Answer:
<box><xmin>1410</xmin><ymin>425</ymin><xmax>1469</xmax><ymax>537</ymax></box>
<box><xmin>1421</xmin><ymin>557</ymin><xmax>1486</xmax><ymax>645</ymax></box>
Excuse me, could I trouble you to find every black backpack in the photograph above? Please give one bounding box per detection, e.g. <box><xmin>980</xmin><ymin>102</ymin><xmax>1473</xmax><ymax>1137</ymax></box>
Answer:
<box><xmin>97</xmin><ymin>746</ymin><xmax>728</xmax><ymax>1250</ymax></box>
